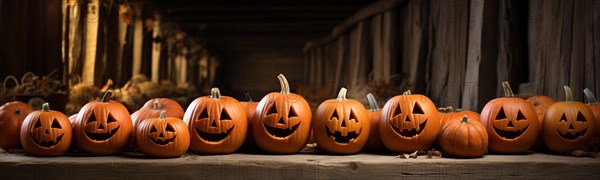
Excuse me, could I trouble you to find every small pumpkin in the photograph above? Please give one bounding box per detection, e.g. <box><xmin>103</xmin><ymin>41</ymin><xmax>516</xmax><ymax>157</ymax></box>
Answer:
<box><xmin>313</xmin><ymin>88</ymin><xmax>369</xmax><ymax>154</ymax></box>
<box><xmin>0</xmin><ymin>101</ymin><xmax>34</xmax><ymax>148</ymax></box>
<box><xmin>583</xmin><ymin>88</ymin><xmax>600</xmax><ymax>137</ymax></box>
<box><xmin>526</xmin><ymin>95</ymin><xmax>556</xmax><ymax>149</ymax></box>
<box><xmin>543</xmin><ymin>86</ymin><xmax>596</xmax><ymax>153</ymax></box>
<box><xmin>240</xmin><ymin>93</ymin><xmax>259</xmax><ymax>149</ymax></box>
<box><xmin>183</xmin><ymin>87</ymin><xmax>247</xmax><ymax>154</ymax></box>
<box><xmin>130</xmin><ymin>98</ymin><xmax>184</xmax><ymax>149</ymax></box>
<box><xmin>253</xmin><ymin>74</ymin><xmax>312</xmax><ymax>154</ymax></box>
<box><xmin>364</xmin><ymin>93</ymin><xmax>383</xmax><ymax>151</ymax></box>
<box><xmin>20</xmin><ymin>103</ymin><xmax>72</xmax><ymax>156</ymax></box>
<box><xmin>439</xmin><ymin>106</ymin><xmax>480</xmax><ymax>128</ymax></box>
<box><xmin>136</xmin><ymin>110</ymin><xmax>189</xmax><ymax>158</ymax></box>
<box><xmin>73</xmin><ymin>90</ymin><xmax>133</xmax><ymax>155</ymax></box>
<box><xmin>380</xmin><ymin>90</ymin><xmax>441</xmax><ymax>153</ymax></box>
<box><xmin>480</xmin><ymin>82</ymin><xmax>539</xmax><ymax>154</ymax></box>
<box><xmin>438</xmin><ymin>115</ymin><xmax>488</xmax><ymax>158</ymax></box>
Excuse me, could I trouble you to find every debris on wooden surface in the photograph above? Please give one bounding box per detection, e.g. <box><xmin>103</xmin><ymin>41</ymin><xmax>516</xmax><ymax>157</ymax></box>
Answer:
<box><xmin>300</xmin><ymin>143</ymin><xmax>318</xmax><ymax>153</ymax></box>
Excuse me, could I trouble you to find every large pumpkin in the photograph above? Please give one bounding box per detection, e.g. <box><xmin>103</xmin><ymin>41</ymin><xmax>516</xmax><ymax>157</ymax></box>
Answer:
<box><xmin>136</xmin><ymin>111</ymin><xmax>189</xmax><ymax>158</ymax></box>
<box><xmin>583</xmin><ymin>88</ymin><xmax>600</xmax><ymax>137</ymax></box>
<box><xmin>438</xmin><ymin>115</ymin><xmax>488</xmax><ymax>158</ymax></box>
<box><xmin>0</xmin><ymin>101</ymin><xmax>34</xmax><ymax>148</ymax></box>
<box><xmin>20</xmin><ymin>103</ymin><xmax>72</xmax><ymax>156</ymax></box>
<box><xmin>73</xmin><ymin>90</ymin><xmax>133</xmax><ymax>155</ymax></box>
<box><xmin>313</xmin><ymin>88</ymin><xmax>369</xmax><ymax>154</ymax></box>
<box><xmin>543</xmin><ymin>86</ymin><xmax>596</xmax><ymax>153</ymax></box>
<box><xmin>364</xmin><ymin>93</ymin><xmax>383</xmax><ymax>151</ymax></box>
<box><xmin>480</xmin><ymin>82</ymin><xmax>539</xmax><ymax>154</ymax></box>
<box><xmin>240</xmin><ymin>93</ymin><xmax>259</xmax><ymax>149</ymax></box>
<box><xmin>130</xmin><ymin>98</ymin><xmax>184</xmax><ymax>149</ymax></box>
<box><xmin>526</xmin><ymin>95</ymin><xmax>556</xmax><ymax>149</ymax></box>
<box><xmin>183</xmin><ymin>87</ymin><xmax>247</xmax><ymax>154</ymax></box>
<box><xmin>380</xmin><ymin>90</ymin><xmax>441</xmax><ymax>153</ymax></box>
<box><xmin>253</xmin><ymin>74</ymin><xmax>312</xmax><ymax>154</ymax></box>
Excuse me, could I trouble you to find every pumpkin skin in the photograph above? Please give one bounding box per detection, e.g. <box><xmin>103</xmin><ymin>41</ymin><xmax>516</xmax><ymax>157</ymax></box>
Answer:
<box><xmin>439</xmin><ymin>107</ymin><xmax>480</xmax><ymax>128</ymax></box>
<box><xmin>364</xmin><ymin>93</ymin><xmax>384</xmax><ymax>151</ymax></box>
<box><xmin>583</xmin><ymin>88</ymin><xmax>600</xmax><ymax>137</ymax></box>
<box><xmin>438</xmin><ymin>115</ymin><xmax>488</xmax><ymax>158</ymax></box>
<box><xmin>73</xmin><ymin>90</ymin><xmax>133</xmax><ymax>155</ymax></box>
<box><xmin>0</xmin><ymin>101</ymin><xmax>34</xmax><ymax>148</ymax></box>
<box><xmin>380</xmin><ymin>90</ymin><xmax>441</xmax><ymax>153</ymax></box>
<box><xmin>240</xmin><ymin>93</ymin><xmax>259</xmax><ymax>149</ymax></box>
<box><xmin>20</xmin><ymin>103</ymin><xmax>72</xmax><ymax>156</ymax></box>
<box><xmin>253</xmin><ymin>74</ymin><xmax>312</xmax><ymax>154</ymax></box>
<box><xmin>314</xmin><ymin>88</ymin><xmax>370</xmax><ymax>154</ymax></box>
<box><xmin>543</xmin><ymin>86</ymin><xmax>596</xmax><ymax>153</ymax></box>
<box><xmin>183</xmin><ymin>87</ymin><xmax>247</xmax><ymax>154</ymax></box>
<box><xmin>526</xmin><ymin>95</ymin><xmax>556</xmax><ymax>149</ymax></box>
<box><xmin>136</xmin><ymin>111</ymin><xmax>190</xmax><ymax>158</ymax></box>
<box><xmin>481</xmin><ymin>82</ymin><xmax>539</xmax><ymax>154</ymax></box>
<box><xmin>130</xmin><ymin>98</ymin><xmax>184</xmax><ymax>149</ymax></box>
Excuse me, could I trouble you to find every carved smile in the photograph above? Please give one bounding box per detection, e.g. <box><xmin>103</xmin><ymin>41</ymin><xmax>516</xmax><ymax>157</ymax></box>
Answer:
<box><xmin>557</xmin><ymin>128</ymin><xmax>588</xmax><ymax>141</ymax></box>
<box><xmin>493</xmin><ymin>125</ymin><xmax>529</xmax><ymax>139</ymax></box>
<box><xmin>325</xmin><ymin>126</ymin><xmax>361</xmax><ymax>143</ymax></box>
<box><xmin>150</xmin><ymin>135</ymin><xmax>177</xmax><ymax>145</ymax></box>
<box><xmin>33</xmin><ymin>134</ymin><xmax>64</xmax><ymax>147</ymax></box>
<box><xmin>84</xmin><ymin>126</ymin><xmax>120</xmax><ymax>141</ymax></box>
<box><xmin>263</xmin><ymin>122</ymin><xmax>300</xmax><ymax>138</ymax></box>
<box><xmin>195</xmin><ymin>125</ymin><xmax>234</xmax><ymax>142</ymax></box>
<box><xmin>391</xmin><ymin>119</ymin><xmax>427</xmax><ymax>138</ymax></box>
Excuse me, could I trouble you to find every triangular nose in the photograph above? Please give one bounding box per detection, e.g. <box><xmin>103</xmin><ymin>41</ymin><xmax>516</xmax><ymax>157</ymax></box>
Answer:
<box><xmin>507</xmin><ymin>120</ymin><xmax>514</xmax><ymax>128</ymax></box>
<box><xmin>341</xmin><ymin>119</ymin><xmax>346</xmax><ymax>127</ymax></box>
<box><xmin>569</xmin><ymin>123</ymin><xmax>574</xmax><ymax>130</ymax></box>
<box><xmin>98</xmin><ymin>123</ymin><xmax>105</xmax><ymax>130</ymax></box>
<box><xmin>210</xmin><ymin>120</ymin><xmax>217</xmax><ymax>127</ymax></box>
<box><xmin>278</xmin><ymin>118</ymin><xmax>285</xmax><ymax>125</ymax></box>
<box><xmin>44</xmin><ymin>129</ymin><xmax>49</xmax><ymax>134</ymax></box>
<box><xmin>159</xmin><ymin>132</ymin><xmax>164</xmax><ymax>138</ymax></box>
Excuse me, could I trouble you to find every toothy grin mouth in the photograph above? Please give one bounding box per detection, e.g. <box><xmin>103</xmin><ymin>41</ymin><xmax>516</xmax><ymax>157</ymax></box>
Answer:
<box><xmin>325</xmin><ymin>126</ymin><xmax>360</xmax><ymax>143</ymax></box>
<box><xmin>33</xmin><ymin>134</ymin><xmax>64</xmax><ymax>147</ymax></box>
<box><xmin>493</xmin><ymin>125</ymin><xmax>529</xmax><ymax>139</ymax></box>
<box><xmin>391</xmin><ymin>119</ymin><xmax>427</xmax><ymax>138</ymax></box>
<box><xmin>263</xmin><ymin>122</ymin><xmax>300</xmax><ymax>138</ymax></box>
<box><xmin>195</xmin><ymin>125</ymin><xmax>234</xmax><ymax>142</ymax></box>
<box><xmin>557</xmin><ymin>128</ymin><xmax>588</xmax><ymax>140</ymax></box>
<box><xmin>84</xmin><ymin>127</ymin><xmax>120</xmax><ymax>141</ymax></box>
<box><xmin>150</xmin><ymin>135</ymin><xmax>177</xmax><ymax>145</ymax></box>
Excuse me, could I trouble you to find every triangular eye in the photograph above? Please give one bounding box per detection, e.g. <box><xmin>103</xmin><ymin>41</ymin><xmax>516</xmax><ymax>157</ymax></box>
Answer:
<box><xmin>516</xmin><ymin>110</ymin><xmax>526</xmax><ymax>121</ymax></box>
<box><xmin>34</xmin><ymin>120</ymin><xmax>42</xmax><ymax>128</ymax></box>
<box><xmin>560</xmin><ymin>113</ymin><xmax>567</xmax><ymax>122</ymax></box>
<box><xmin>198</xmin><ymin>109</ymin><xmax>209</xmax><ymax>119</ymax></box>
<box><xmin>349</xmin><ymin>110</ymin><xmax>358</xmax><ymax>122</ymax></box>
<box><xmin>392</xmin><ymin>104</ymin><xmax>402</xmax><ymax>117</ymax></box>
<box><xmin>165</xmin><ymin>124</ymin><xmax>175</xmax><ymax>132</ymax></box>
<box><xmin>150</xmin><ymin>126</ymin><xmax>158</xmax><ymax>133</ymax></box>
<box><xmin>576</xmin><ymin>112</ymin><xmax>587</xmax><ymax>122</ymax></box>
<box><xmin>87</xmin><ymin>113</ymin><xmax>97</xmax><ymax>123</ymax></box>
<box><xmin>51</xmin><ymin>119</ymin><xmax>61</xmax><ymax>128</ymax></box>
<box><xmin>330</xmin><ymin>109</ymin><xmax>339</xmax><ymax>120</ymax></box>
<box><xmin>412</xmin><ymin>103</ymin><xmax>424</xmax><ymax>114</ymax></box>
<box><xmin>107</xmin><ymin>114</ymin><xmax>117</xmax><ymax>123</ymax></box>
<box><xmin>495</xmin><ymin>107</ymin><xmax>507</xmax><ymax>120</ymax></box>
<box><xmin>220</xmin><ymin>110</ymin><xmax>231</xmax><ymax>120</ymax></box>
<box><xmin>267</xmin><ymin>104</ymin><xmax>278</xmax><ymax>115</ymax></box>
<box><xmin>288</xmin><ymin>107</ymin><xmax>298</xmax><ymax>118</ymax></box>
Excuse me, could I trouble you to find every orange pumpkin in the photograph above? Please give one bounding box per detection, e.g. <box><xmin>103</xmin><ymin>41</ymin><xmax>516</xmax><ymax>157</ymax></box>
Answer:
<box><xmin>183</xmin><ymin>87</ymin><xmax>247</xmax><ymax>154</ymax></box>
<box><xmin>438</xmin><ymin>115</ymin><xmax>488</xmax><ymax>158</ymax></box>
<box><xmin>364</xmin><ymin>93</ymin><xmax>383</xmax><ymax>151</ymax></box>
<box><xmin>130</xmin><ymin>98</ymin><xmax>184</xmax><ymax>149</ymax></box>
<box><xmin>253</xmin><ymin>74</ymin><xmax>312</xmax><ymax>154</ymax></box>
<box><xmin>526</xmin><ymin>95</ymin><xmax>556</xmax><ymax>149</ymax></box>
<box><xmin>240</xmin><ymin>93</ymin><xmax>259</xmax><ymax>149</ymax></box>
<box><xmin>0</xmin><ymin>101</ymin><xmax>34</xmax><ymax>148</ymax></box>
<box><xmin>313</xmin><ymin>88</ymin><xmax>369</xmax><ymax>154</ymax></box>
<box><xmin>439</xmin><ymin>106</ymin><xmax>480</xmax><ymax>128</ymax></box>
<box><xmin>480</xmin><ymin>82</ymin><xmax>539</xmax><ymax>154</ymax></box>
<box><xmin>20</xmin><ymin>103</ymin><xmax>72</xmax><ymax>156</ymax></box>
<box><xmin>543</xmin><ymin>86</ymin><xmax>596</xmax><ymax>153</ymax></box>
<box><xmin>583</xmin><ymin>88</ymin><xmax>600</xmax><ymax>137</ymax></box>
<box><xmin>73</xmin><ymin>90</ymin><xmax>133</xmax><ymax>155</ymax></box>
<box><xmin>380</xmin><ymin>90</ymin><xmax>441</xmax><ymax>153</ymax></box>
<box><xmin>136</xmin><ymin>111</ymin><xmax>189</xmax><ymax>158</ymax></box>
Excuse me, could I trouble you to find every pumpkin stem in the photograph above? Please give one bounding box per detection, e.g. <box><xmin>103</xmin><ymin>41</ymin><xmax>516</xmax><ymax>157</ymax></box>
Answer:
<box><xmin>42</xmin><ymin>103</ymin><xmax>50</xmax><ymax>112</ymax></box>
<box><xmin>583</xmin><ymin>88</ymin><xmax>597</xmax><ymax>105</ymax></box>
<box><xmin>403</xmin><ymin>90</ymin><xmax>412</xmax><ymax>95</ymax></box>
<box><xmin>501</xmin><ymin>81</ymin><xmax>514</xmax><ymax>97</ymax></box>
<box><xmin>438</xmin><ymin>106</ymin><xmax>454</xmax><ymax>113</ymax></box>
<box><xmin>245</xmin><ymin>92</ymin><xmax>253</xmax><ymax>102</ymax></box>
<box><xmin>337</xmin><ymin>87</ymin><xmax>348</xmax><ymax>101</ymax></box>
<box><xmin>159</xmin><ymin>110</ymin><xmax>167</xmax><ymax>119</ymax></box>
<box><xmin>211</xmin><ymin>88</ymin><xmax>222</xmax><ymax>99</ymax></box>
<box><xmin>461</xmin><ymin>115</ymin><xmax>469</xmax><ymax>124</ymax></box>
<box><xmin>153</xmin><ymin>99</ymin><xmax>161</xmax><ymax>110</ymax></box>
<box><xmin>101</xmin><ymin>90</ymin><xmax>113</xmax><ymax>102</ymax></box>
<box><xmin>564</xmin><ymin>86</ymin><xmax>574</xmax><ymax>102</ymax></box>
<box><xmin>277</xmin><ymin>74</ymin><xmax>290</xmax><ymax>95</ymax></box>
<box><xmin>367</xmin><ymin>93</ymin><xmax>379</xmax><ymax>111</ymax></box>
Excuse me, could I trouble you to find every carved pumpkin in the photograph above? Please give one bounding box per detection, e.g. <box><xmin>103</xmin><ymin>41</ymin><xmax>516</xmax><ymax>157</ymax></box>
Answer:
<box><xmin>0</xmin><ymin>101</ymin><xmax>34</xmax><ymax>148</ymax></box>
<box><xmin>480</xmin><ymin>82</ymin><xmax>539</xmax><ymax>154</ymax></box>
<box><xmin>73</xmin><ymin>90</ymin><xmax>133</xmax><ymax>155</ymax></box>
<box><xmin>543</xmin><ymin>86</ymin><xmax>596</xmax><ymax>153</ymax></box>
<box><xmin>313</xmin><ymin>88</ymin><xmax>369</xmax><ymax>154</ymax></box>
<box><xmin>438</xmin><ymin>115</ymin><xmax>488</xmax><ymax>158</ymax></box>
<box><xmin>136</xmin><ymin>111</ymin><xmax>189</xmax><ymax>158</ymax></box>
<box><xmin>130</xmin><ymin>98</ymin><xmax>184</xmax><ymax>149</ymax></box>
<box><xmin>20</xmin><ymin>103</ymin><xmax>72</xmax><ymax>156</ymax></box>
<box><xmin>380</xmin><ymin>90</ymin><xmax>441</xmax><ymax>153</ymax></box>
<box><xmin>253</xmin><ymin>74</ymin><xmax>312</xmax><ymax>154</ymax></box>
<box><xmin>583</xmin><ymin>88</ymin><xmax>600</xmax><ymax>137</ymax></box>
<box><xmin>240</xmin><ymin>93</ymin><xmax>259</xmax><ymax>149</ymax></box>
<box><xmin>526</xmin><ymin>95</ymin><xmax>556</xmax><ymax>149</ymax></box>
<box><xmin>183</xmin><ymin>87</ymin><xmax>247</xmax><ymax>154</ymax></box>
<box><xmin>364</xmin><ymin>93</ymin><xmax>383</xmax><ymax>151</ymax></box>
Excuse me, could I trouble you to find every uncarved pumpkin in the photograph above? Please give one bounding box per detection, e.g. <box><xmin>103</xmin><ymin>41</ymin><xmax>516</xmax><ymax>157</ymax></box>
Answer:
<box><xmin>0</xmin><ymin>101</ymin><xmax>34</xmax><ymax>149</ymax></box>
<box><xmin>136</xmin><ymin>111</ymin><xmax>189</xmax><ymax>158</ymax></box>
<box><xmin>480</xmin><ymin>82</ymin><xmax>539</xmax><ymax>154</ymax></box>
<box><xmin>240</xmin><ymin>93</ymin><xmax>259</xmax><ymax>149</ymax></box>
<box><xmin>439</xmin><ymin>106</ymin><xmax>480</xmax><ymax>128</ymax></box>
<box><xmin>583</xmin><ymin>88</ymin><xmax>600</xmax><ymax>137</ymax></box>
<box><xmin>526</xmin><ymin>95</ymin><xmax>556</xmax><ymax>149</ymax></box>
<box><xmin>543</xmin><ymin>86</ymin><xmax>596</xmax><ymax>153</ymax></box>
<box><xmin>438</xmin><ymin>115</ymin><xmax>488</xmax><ymax>158</ymax></box>
<box><xmin>20</xmin><ymin>103</ymin><xmax>72</xmax><ymax>156</ymax></box>
<box><xmin>364</xmin><ymin>93</ymin><xmax>384</xmax><ymax>151</ymax></box>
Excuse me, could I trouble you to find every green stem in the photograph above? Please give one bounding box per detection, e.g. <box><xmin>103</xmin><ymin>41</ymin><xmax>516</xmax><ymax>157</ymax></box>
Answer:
<box><xmin>367</xmin><ymin>93</ymin><xmax>379</xmax><ymax>111</ymax></box>
<box><xmin>211</xmin><ymin>88</ymin><xmax>222</xmax><ymax>99</ymax></box>
<box><xmin>564</xmin><ymin>86</ymin><xmax>573</xmax><ymax>102</ymax></box>
<box><xmin>159</xmin><ymin>110</ymin><xmax>167</xmax><ymax>119</ymax></box>
<box><xmin>101</xmin><ymin>90</ymin><xmax>113</xmax><ymax>102</ymax></box>
<box><xmin>337</xmin><ymin>87</ymin><xmax>348</xmax><ymax>101</ymax></box>
<box><xmin>42</xmin><ymin>103</ymin><xmax>50</xmax><ymax>112</ymax></box>
<box><xmin>583</xmin><ymin>88</ymin><xmax>597</xmax><ymax>105</ymax></box>
<box><xmin>277</xmin><ymin>74</ymin><xmax>290</xmax><ymax>95</ymax></box>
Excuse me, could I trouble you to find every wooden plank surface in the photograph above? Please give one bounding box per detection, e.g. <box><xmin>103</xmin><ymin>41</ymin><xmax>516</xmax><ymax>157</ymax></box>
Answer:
<box><xmin>1</xmin><ymin>150</ymin><xmax>599</xmax><ymax>179</ymax></box>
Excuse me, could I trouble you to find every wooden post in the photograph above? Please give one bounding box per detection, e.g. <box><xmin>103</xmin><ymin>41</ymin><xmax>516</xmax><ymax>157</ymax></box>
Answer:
<box><xmin>151</xmin><ymin>13</ymin><xmax>161</xmax><ymax>83</ymax></box>
<box><xmin>461</xmin><ymin>0</ymin><xmax>484</xmax><ymax>111</ymax></box>
<box><xmin>132</xmin><ymin>3</ymin><xmax>143</xmax><ymax>76</ymax></box>
<box><xmin>82</xmin><ymin>0</ymin><xmax>100</xmax><ymax>84</ymax></box>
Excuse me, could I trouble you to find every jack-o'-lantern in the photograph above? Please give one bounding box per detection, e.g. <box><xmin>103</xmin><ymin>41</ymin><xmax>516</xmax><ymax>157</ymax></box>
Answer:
<box><xmin>543</xmin><ymin>86</ymin><xmax>596</xmax><ymax>153</ymax></box>
<box><xmin>0</xmin><ymin>101</ymin><xmax>34</xmax><ymax>148</ymax></box>
<box><xmin>136</xmin><ymin>111</ymin><xmax>189</xmax><ymax>158</ymax></box>
<box><xmin>583</xmin><ymin>88</ymin><xmax>600</xmax><ymax>137</ymax></box>
<box><xmin>130</xmin><ymin>98</ymin><xmax>184</xmax><ymax>149</ymax></box>
<box><xmin>438</xmin><ymin>115</ymin><xmax>488</xmax><ymax>158</ymax></box>
<box><xmin>73</xmin><ymin>90</ymin><xmax>133</xmax><ymax>155</ymax></box>
<box><xmin>183</xmin><ymin>87</ymin><xmax>247</xmax><ymax>154</ymax></box>
<box><xmin>253</xmin><ymin>74</ymin><xmax>312</xmax><ymax>154</ymax></box>
<box><xmin>480</xmin><ymin>81</ymin><xmax>539</xmax><ymax>154</ymax></box>
<box><xmin>364</xmin><ymin>93</ymin><xmax>384</xmax><ymax>151</ymax></box>
<box><xmin>20</xmin><ymin>103</ymin><xmax>72</xmax><ymax>156</ymax></box>
<box><xmin>526</xmin><ymin>95</ymin><xmax>556</xmax><ymax>149</ymax></box>
<box><xmin>240</xmin><ymin>93</ymin><xmax>259</xmax><ymax>149</ymax></box>
<box><xmin>380</xmin><ymin>90</ymin><xmax>441</xmax><ymax>153</ymax></box>
<box><xmin>314</xmin><ymin>88</ymin><xmax>369</xmax><ymax>154</ymax></box>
